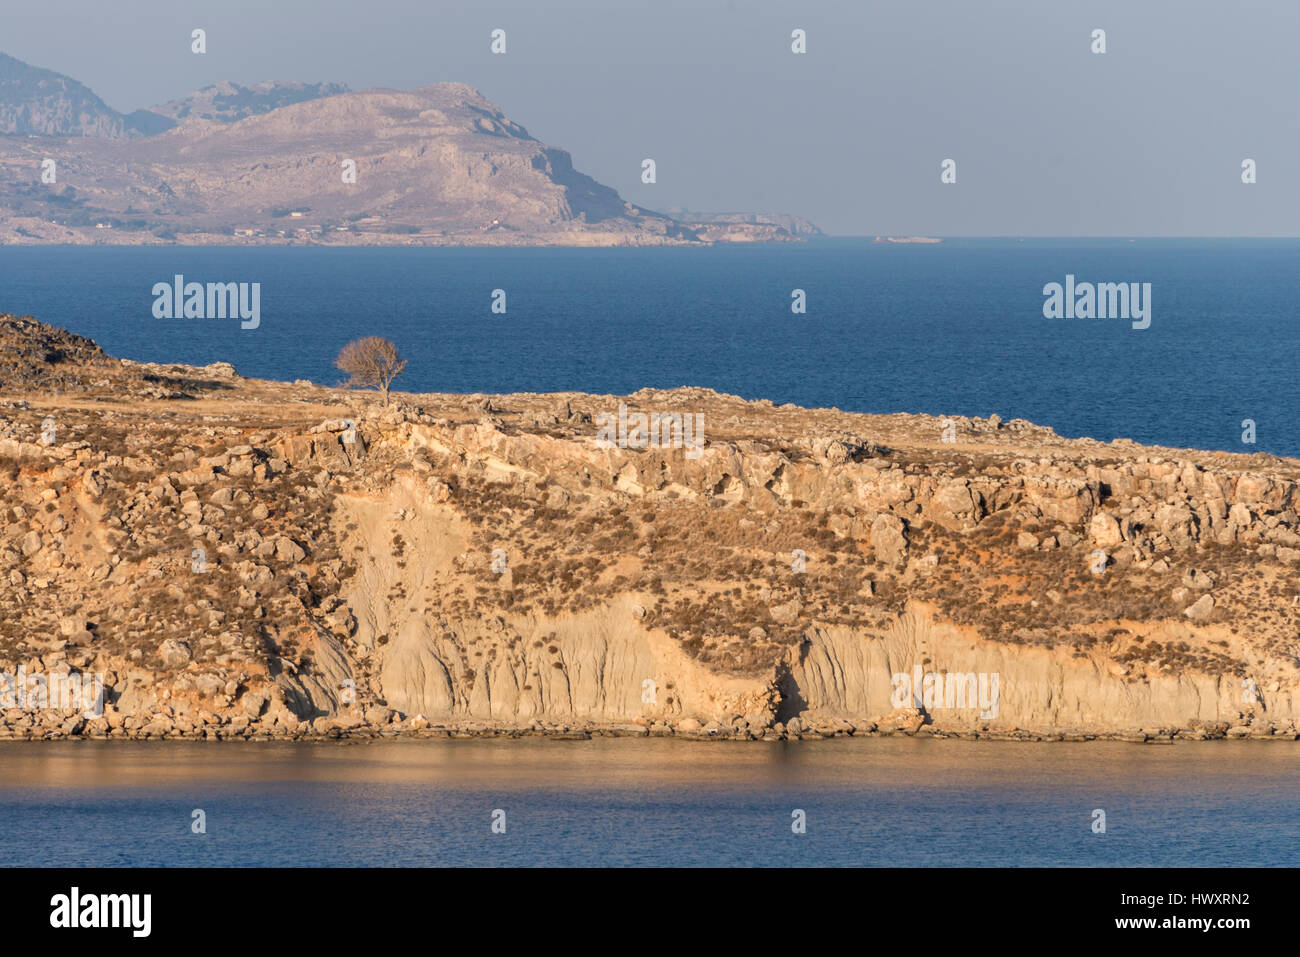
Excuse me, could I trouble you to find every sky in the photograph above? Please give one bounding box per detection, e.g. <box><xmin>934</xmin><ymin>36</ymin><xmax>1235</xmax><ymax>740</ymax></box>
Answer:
<box><xmin>5</xmin><ymin>0</ymin><xmax>1298</xmax><ymax>236</ymax></box>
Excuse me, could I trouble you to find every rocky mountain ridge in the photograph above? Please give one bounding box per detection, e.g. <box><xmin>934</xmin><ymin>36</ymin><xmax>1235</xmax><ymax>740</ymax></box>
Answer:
<box><xmin>0</xmin><ymin>52</ymin><xmax>813</xmax><ymax>246</ymax></box>
<box><xmin>140</xmin><ymin>79</ymin><xmax>352</xmax><ymax>128</ymax></box>
<box><xmin>0</xmin><ymin>52</ymin><xmax>127</xmax><ymax>137</ymax></box>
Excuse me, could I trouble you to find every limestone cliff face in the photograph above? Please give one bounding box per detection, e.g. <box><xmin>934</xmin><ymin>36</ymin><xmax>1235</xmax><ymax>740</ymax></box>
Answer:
<box><xmin>1</xmin><ymin>319</ymin><xmax>1297</xmax><ymax>741</ymax></box>
<box><xmin>788</xmin><ymin>615</ymin><xmax>1296</xmax><ymax>732</ymax></box>
<box><xmin>329</xmin><ymin>477</ymin><xmax>778</xmax><ymax>727</ymax></box>
<box><xmin>254</xmin><ymin>397</ymin><xmax>1300</xmax><ymax>736</ymax></box>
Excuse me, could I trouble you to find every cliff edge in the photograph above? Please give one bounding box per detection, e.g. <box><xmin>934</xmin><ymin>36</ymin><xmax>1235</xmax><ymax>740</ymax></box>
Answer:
<box><xmin>1</xmin><ymin>314</ymin><xmax>1297</xmax><ymax>743</ymax></box>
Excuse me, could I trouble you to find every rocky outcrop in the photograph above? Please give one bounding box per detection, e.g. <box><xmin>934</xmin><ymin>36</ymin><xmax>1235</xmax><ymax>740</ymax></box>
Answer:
<box><xmin>0</xmin><ymin>319</ymin><xmax>1297</xmax><ymax>742</ymax></box>
<box><xmin>786</xmin><ymin>609</ymin><xmax>1296</xmax><ymax>733</ymax></box>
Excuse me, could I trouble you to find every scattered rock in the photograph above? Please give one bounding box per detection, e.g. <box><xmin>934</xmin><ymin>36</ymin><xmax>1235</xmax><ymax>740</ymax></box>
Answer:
<box><xmin>870</xmin><ymin>513</ymin><xmax>909</xmax><ymax>566</ymax></box>
<box><xmin>157</xmin><ymin>639</ymin><xmax>193</xmax><ymax>669</ymax></box>
<box><xmin>1183</xmin><ymin>593</ymin><xmax>1215</xmax><ymax>621</ymax></box>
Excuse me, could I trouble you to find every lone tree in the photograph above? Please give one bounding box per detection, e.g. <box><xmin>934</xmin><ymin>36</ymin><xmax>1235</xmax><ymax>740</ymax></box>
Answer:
<box><xmin>335</xmin><ymin>336</ymin><xmax>407</xmax><ymax>406</ymax></box>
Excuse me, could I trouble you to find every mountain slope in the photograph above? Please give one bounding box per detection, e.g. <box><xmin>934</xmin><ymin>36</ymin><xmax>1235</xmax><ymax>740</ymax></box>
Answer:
<box><xmin>0</xmin><ymin>52</ymin><xmax>811</xmax><ymax>246</ymax></box>
<box><xmin>0</xmin><ymin>82</ymin><xmax>786</xmax><ymax>245</ymax></box>
<box><xmin>137</xmin><ymin>79</ymin><xmax>351</xmax><ymax>128</ymax></box>
<box><xmin>0</xmin><ymin>51</ymin><xmax>353</xmax><ymax>138</ymax></box>
<box><xmin>0</xmin><ymin>52</ymin><xmax>125</xmax><ymax>137</ymax></box>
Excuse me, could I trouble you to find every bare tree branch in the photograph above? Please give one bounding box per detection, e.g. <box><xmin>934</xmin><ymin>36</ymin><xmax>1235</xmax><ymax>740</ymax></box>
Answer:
<box><xmin>334</xmin><ymin>337</ymin><xmax>407</xmax><ymax>406</ymax></box>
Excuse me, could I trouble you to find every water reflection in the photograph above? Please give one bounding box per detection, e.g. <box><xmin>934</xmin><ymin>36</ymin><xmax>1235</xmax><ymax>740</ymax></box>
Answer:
<box><xmin>0</xmin><ymin>739</ymin><xmax>1294</xmax><ymax>866</ymax></box>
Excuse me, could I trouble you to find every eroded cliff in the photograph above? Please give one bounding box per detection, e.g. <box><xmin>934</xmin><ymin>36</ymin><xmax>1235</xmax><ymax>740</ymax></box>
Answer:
<box><xmin>1</xmin><ymin>315</ymin><xmax>1297</xmax><ymax>742</ymax></box>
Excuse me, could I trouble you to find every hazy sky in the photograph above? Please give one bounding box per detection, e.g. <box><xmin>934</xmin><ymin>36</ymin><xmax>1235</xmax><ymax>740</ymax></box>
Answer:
<box><xmin>6</xmin><ymin>0</ymin><xmax>1298</xmax><ymax>235</ymax></box>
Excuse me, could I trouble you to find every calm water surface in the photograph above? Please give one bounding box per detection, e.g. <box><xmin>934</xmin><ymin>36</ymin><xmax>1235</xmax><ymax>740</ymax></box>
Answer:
<box><xmin>0</xmin><ymin>738</ymin><xmax>1294</xmax><ymax>867</ymax></box>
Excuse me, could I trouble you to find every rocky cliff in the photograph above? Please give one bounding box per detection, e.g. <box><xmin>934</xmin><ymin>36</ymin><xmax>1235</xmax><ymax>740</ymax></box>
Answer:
<box><xmin>1</xmin><ymin>314</ymin><xmax>1297</xmax><ymax>743</ymax></box>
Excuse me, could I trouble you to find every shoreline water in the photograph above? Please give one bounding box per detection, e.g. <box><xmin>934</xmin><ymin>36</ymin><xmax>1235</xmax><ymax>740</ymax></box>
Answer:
<box><xmin>1</xmin><ymin>737</ymin><xmax>1294</xmax><ymax>867</ymax></box>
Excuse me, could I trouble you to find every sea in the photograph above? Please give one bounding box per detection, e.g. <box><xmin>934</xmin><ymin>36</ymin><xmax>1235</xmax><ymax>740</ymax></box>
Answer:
<box><xmin>0</xmin><ymin>738</ymin><xmax>1295</xmax><ymax>867</ymax></box>
<box><xmin>1</xmin><ymin>238</ymin><xmax>1297</xmax><ymax>456</ymax></box>
<box><xmin>0</xmin><ymin>239</ymin><xmax>1297</xmax><ymax>868</ymax></box>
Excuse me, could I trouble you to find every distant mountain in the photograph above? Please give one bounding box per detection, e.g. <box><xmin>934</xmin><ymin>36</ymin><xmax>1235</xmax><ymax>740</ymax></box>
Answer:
<box><xmin>0</xmin><ymin>53</ymin><xmax>349</xmax><ymax>138</ymax></box>
<box><xmin>122</xmin><ymin>108</ymin><xmax>177</xmax><ymax>137</ymax></box>
<box><xmin>137</xmin><ymin>79</ymin><xmax>351</xmax><ymax>128</ymax></box>
<box><xmin>0</xmin><ymin>52</ymin><xmax>126</xmax><ymax>137</ymax></box>
<box><xmin>0</xmin><ymin>52</ymin><xmax>815</xmax><ymax>246</ymax></box>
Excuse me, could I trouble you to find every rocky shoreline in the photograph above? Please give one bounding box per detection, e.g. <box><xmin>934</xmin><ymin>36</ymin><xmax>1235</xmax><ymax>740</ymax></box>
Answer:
<box><xmin>2</xmin><ymin>708</ymin><xmax>1295</xmax><ymax>744</ymax></box>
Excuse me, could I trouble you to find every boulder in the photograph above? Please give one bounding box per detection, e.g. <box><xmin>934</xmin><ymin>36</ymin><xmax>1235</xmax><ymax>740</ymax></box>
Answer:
<box><xmin>20</xmin><ymin>531</ymin><xmax>42</xmax><ymax>557</ymax></box>
<box><xmin>1088</xmin><ymin>511</ymin><xmax>1124</xmax><ymax>548</ymax></box>
<box><xmin>870</xmin><ymin>513</ymin><xmax>909</xmax><ymax>567</ymax></box>
<box><xmin>1181</xmin><ymin>568</ymin><xmax>1216</xmax><ymax>591</ymax></box>
<box><xmin>928</xmin><ymin>482</ymin><xmax>983</xmax><ymax>530</ymax></box>
<box><xmin>1183</xmin><ymin>594</ymin><xmax>1215</xmax><ymax>622</ymax></box>
<box><xmin>274</xmin><ymin>536</ymin><xmax>307</xmax><ymax>563</ymax></box>
<box><xmin>1155</xmin><ymin>503</ymin><xmax>1197</xmax><ymax>549</ymax></box>
<box><xmin>158</xmin><ymin>639</ymin><xmax>193</xmax><ymax>669</ymax></box>
<box><xmin>769</xmin><ymin>598</ymin><xmax>802</xmax><ymax>625</ymax></box>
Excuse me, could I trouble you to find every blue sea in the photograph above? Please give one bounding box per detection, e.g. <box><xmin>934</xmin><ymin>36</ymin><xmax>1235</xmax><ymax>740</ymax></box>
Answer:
<box><xmin>0</xmin><ymin>738</ymin><xmax>1295</xmax><ymax>867</ymax></box>
<box><xmin>1</xmin><ymin>238</ymin><xmax>1297</xmax><ymax>456</ymax></box>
